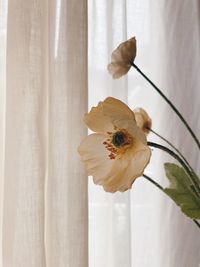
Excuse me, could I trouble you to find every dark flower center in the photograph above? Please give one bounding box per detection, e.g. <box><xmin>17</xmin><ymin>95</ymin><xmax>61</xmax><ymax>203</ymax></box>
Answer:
<box><xmin>103</xmin><ymin>129</ymin><xmax>133</xmax><ymax>160</ymax></box>
<box><xmin>112</xmin><ymin>131</ymin><xmax>125</xmax><ymax>147</ymax></box>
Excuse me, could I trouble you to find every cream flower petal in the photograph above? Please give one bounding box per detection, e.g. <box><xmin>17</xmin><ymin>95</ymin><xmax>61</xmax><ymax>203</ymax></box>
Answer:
<box><xmin>117</xmin><ymin>120</ymin><xmax>147</xmax><ymax>145</ymax></box>
<box><xmin>78</xmin><ymin>133</ymin><xmax>114</xmax><ymax>184</ymax></box>
<box><xmin>78</xmin><ymin>133</ymin><xmax>134</xmax><ymax>187</ymax></box>
<box><xmin>84</xmin><ymin>102</ymin><xmax>114</xmax><ymax>133</ymax></box>
<box><xmin>78</xmin><ymin>97</ymin><xmax>152</xmax><ymax>193</ymax></box>
<box><xmin>84</xmin><ymin>97</ymin><xmax>136</xmax><ymax>133</ymax></box>
<box><xmin>134</xmin><ymin>108</ymin><xmax>152</xmax><ymax>135</ymax></box>
<box><xmin>108</xmin><ymin>37</ymin><xmax>136</xmax><ymax>79</ymax></box>
<box><xmin>102</xmin><ymin>97</ymin><xmax>135</xmax><ymax>122</ymax></box>
<box><xmin>103</xmin><ymin>145</ymin><xmax>151</xmax><ymax>193</ymax></box>
<box><xmin>97</xmin><ymin>155</ymin><xmax>130</xmax><ymax>187</ymax></box>
<box><xmin>110</xmin><ymin>47</ymin><xmax>125</xmax><ymax>62</ymax></box>
<box><xmin>107</xmin><ymin>63</ymin><xmax>131</xmax><ymax>79</ymax></box>
<box><xmin>111</xmin><ymin>37</ymin><xmax>136</xmax><ymax>63</ymax></box>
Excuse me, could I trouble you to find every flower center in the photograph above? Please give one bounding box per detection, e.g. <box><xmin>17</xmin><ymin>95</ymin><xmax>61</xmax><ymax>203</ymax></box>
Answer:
<box><xmin>103</xmin><ymin>129</ymin><xmax>133</xmax><ymax>160</ymax></box>
<box><xmin>112</xmin><ymin>131</ymin><xmax>126</xmax><ymax>147</ymax></box>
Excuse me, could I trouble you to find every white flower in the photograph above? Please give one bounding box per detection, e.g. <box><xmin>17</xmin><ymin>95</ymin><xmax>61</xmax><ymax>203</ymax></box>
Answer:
<box><xmin>78</xmin><ymin>97</ymin><xmax>151</xmax><ymax>193</ymax></box>
<box><xmin>107</xmin><ymin>37</ymin><xmax>136</xmax><ymax>79</ymax></box>
<box><xmin>134</xmin><ymin>108</ymin><xmax>152</xmax><ymax>135</ymax></box>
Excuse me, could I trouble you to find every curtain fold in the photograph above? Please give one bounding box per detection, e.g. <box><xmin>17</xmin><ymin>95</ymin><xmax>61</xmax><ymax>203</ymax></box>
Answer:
<box><xmin>1</xmin><ymin>0</ymin><xmax>88</xmax><ymax>266</ymax></box>
<box><xmin>88</xmin><ymin>1</ymin><xmax>131</xmax><ymax>267</ymax></box>
<box><xmin>1</xmin><ymin>0</ymin><xmax>200</xmax><ymax>266</ymax></box>
<box><xmin>158</xmin><ymin>1</ymin><xmax>200</xmax><ymax>266</ymax></box>
<box><xmin>3</xmin><ymin>1</ymin><xmax>48</xmax><ymax>265</ymax></box>
<box><xmin>88</xmin><ymin>1</ymin><xmax>200</xmax><ymax>267</ymax></box>
<box><xmin>46</xmin><ymin>1</ymin><xmax>88</xmax><ymax>266</ymax></box>
<box><xmin>0</xmin><ymin>1</ymin><xmax>7</xmax><ymax>266</ymax></box>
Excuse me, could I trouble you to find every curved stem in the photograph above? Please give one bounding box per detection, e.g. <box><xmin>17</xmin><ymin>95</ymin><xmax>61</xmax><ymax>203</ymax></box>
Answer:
<box><xmin>132</xmin><ymin>63</ymin><xmax>200</xmax><ymax>150</ymax></box>
<box><xmin>143</xmin><ymin>174</ymin><xmax>164</xmax><ymax>191</ymax></box>
<box><xmin>193</xmin><ymin>219</ymin><xmax>200</xmax><ymax>228</ymax></box>
<box><xmin>143</xmin><ymin>174</ymin><xmax>200</xmax><ymax>230</ymax></box>
<box><xmin>148</xmin><ymin>127</ymin><xmax>194</xmax><ymax>173</ymax></box>
<box><xmin>147</xmin><ymin>141</ymin><xmax>191</xmax><ymax>176</ymax></box>
<box><xmin>147</xmin><ymin>141</ymin><xmax>200</xmax><ymax>194</ymax></box>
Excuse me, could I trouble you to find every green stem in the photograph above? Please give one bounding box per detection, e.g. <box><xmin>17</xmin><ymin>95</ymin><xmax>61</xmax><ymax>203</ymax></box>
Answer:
<box><xmin>147</xmin><ymin>141</ymin><xmax>200</xmax><ymax>195</ymax></box>
<box><xmin>132</xmin><ymin>63</ymin><xmax>200</xmax><ymax>150</ymax></box>
<box><xmin>147</xmin><ymin>141</ymin><xmax>191</xmax><ymax>177</ymax></box>
<box><xmin>193</xmin><ymin>219</ymin><xmax>200</xmax><ymax>228</ymax></box>
<box><xmin>143</xmin><ymin>173</ymin><xmax>164</xmax><ymax>191</ymax></box>
<box><xmin>143</xmin><ymin>173</ymin><xmax>200</xmax><ymax>230</ymax></box>
<box><xmin>148</xmin><ymin>127</ymin><xmax>194</xmax><ymax>173</ymax></box>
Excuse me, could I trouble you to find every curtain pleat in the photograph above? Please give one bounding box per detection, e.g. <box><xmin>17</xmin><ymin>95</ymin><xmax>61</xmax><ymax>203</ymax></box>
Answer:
<box><xmin>1</xmin><ymin>0</ymin><xmax>200</xmax><ymax>266</ymax></box>
<box><xmin>88</xmin><ymin>1</ymin><xmax>132</xmax><ymax>267</ymax></box>
<box><xmin>158</xmin><ymin>1</ymin><xmax>200</xmax><ymax>266</ymax></box>
<box><xmin>3</xmin><ymin>0</ymin><xmax>48</xmax><ymax>266</ymax></box>
<box><xmin>46</xmin><ymin>1</ymin><xmax>88</xmax><ymax>267</ymax></box>
<box><xmin>88</xmin><ymin>1</ymin><xmax>200</xmax><ymax>267</ymax></box>
<box><xmin>2</xmin><ymin>0</ymin><xmax>88</xmax><ymax>266</ymax></box>
<box><xmin>0</xmin><ymin>1</ymin><xmax>7</xmax><ymax>266</ymax></box>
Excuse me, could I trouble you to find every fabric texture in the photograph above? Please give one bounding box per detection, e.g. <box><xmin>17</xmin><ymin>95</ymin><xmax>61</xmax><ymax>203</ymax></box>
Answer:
<box><xmin>88</xmin><ymin>1</ymin><xmax>200</xmax><ymax>267</ymax></box>
<box><xmin>0</xmin><ymin>0</ymin><xmax>200</xmax><ymax>267</ymax></box>
<box><xmin>0</xmin><ymin>0</ymin><xmax>88</xmax><ymax>267</ymax></box>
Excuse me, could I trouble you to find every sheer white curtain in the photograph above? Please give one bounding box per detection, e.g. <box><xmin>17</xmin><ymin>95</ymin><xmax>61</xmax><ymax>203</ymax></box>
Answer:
<box><xmin>0</xmin><ymin>0</ymin><xmax>88</xmax><ymax>267</ymax></box>
<box><xmin>88</xmin><ymin>1</ymin><xmax>200</xmax><ymax>267</ymax></box>
<box><xmin>1</xmin><ymin>1</ymin><xmax>200</xmax><ymax>267</ymax></box>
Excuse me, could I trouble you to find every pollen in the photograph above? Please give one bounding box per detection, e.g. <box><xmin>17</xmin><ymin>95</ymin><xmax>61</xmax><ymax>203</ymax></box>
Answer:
<box><xmin>103</xmin><ymin>128</ymin><xmax>133</xmax><ymax>160</ymax></box>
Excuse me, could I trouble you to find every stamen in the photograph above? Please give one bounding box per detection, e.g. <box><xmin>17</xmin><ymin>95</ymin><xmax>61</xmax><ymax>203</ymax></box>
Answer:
<box><xmin>103</xmin><ymin>128</ymin><xmax>133</xmax><ymax>160</ymax></box>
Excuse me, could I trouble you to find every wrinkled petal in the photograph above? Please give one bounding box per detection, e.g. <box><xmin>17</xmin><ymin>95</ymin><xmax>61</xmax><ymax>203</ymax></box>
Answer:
<box><xmin>103</xmin><ymin>145</ymin><xmax>151</xmax><ymax>192</ymax></box>
<box><xmin>120</xmin><ymin>120</ymin><xmax>147</xmax><ymax>145</ymax></box>
<box><xmin>78</xmin><ymin>133</ymin><xmax>114</xmax><ymax>183</ymax></box>
<box><xmin>108</xmin><ymin>62</ymin><xmax>131</xmax><ymax>79</ymax></box>
<box><xmin>78</xmin><ymin>96</ymin><xmax>152</xmax><ymax>193</ymax></box>
<box><xmin>96</xmin><ymin>155</ymin><xmax>130</xmax><ymax>187</ymax></box>
<box><xmin>134</xmin><ymin>108</ymin><xmax>152</xmax><ymax>135</ymax></box>
<box><xmin>102</xmin><ymin>97</ymin><xmax>135</xmax><ymax>123</ymax></box>
<box><xmin>108</xmin><ymin>37</ymin><xmax>136</xmax><ymax>79</ymax></box>
<box><xmin>78</xmin><ymin>133</ymin><xmax>135</xmax><ymax>187</ymax></box>
<box><xmin>84</xmin><ymin>102</ymin><xmax>114</xmax><ymax>133</ymax></box>
<box><xmin>111</xmin><ymin>37</ymin><xmax>136</xmax><ymax>64</ymax></box>
<box><xmin>84</xmin><ymin>97</ymin><xmax>136</xmax><ymax>133</ymax></box>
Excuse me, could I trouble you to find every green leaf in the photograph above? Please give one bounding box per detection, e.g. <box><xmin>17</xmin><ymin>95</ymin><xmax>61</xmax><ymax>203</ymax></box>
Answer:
<box><xmin>190</xmin><ymin>171</ymin><xmax>200</xmax><ymax>196</ymax></box>
<box><xmin>164</xmin><ymin>163</ymin><xmax>200</xmax><ymax>219</ymax></box>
